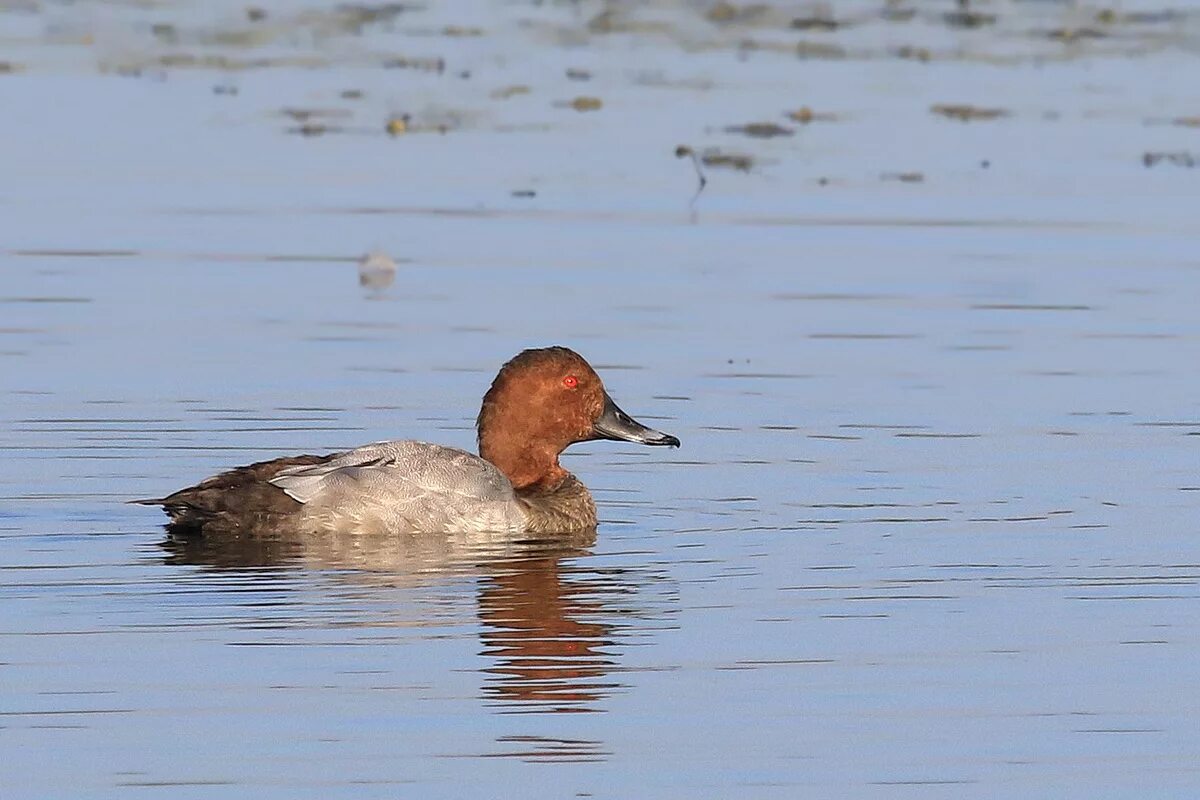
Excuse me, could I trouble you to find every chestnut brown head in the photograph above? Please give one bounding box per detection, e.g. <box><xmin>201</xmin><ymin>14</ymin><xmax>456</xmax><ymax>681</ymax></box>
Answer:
<box><xmin>476</xmin><ymin>347</ymin><xmax>679</xmax><ymax>490</ymax></box>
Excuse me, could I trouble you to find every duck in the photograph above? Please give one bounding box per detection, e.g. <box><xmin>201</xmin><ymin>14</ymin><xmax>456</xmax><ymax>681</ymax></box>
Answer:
<box><xmin>137</xmin><ymin>346</ymin><xmax>680</xmax><ymax>536</ymax></box>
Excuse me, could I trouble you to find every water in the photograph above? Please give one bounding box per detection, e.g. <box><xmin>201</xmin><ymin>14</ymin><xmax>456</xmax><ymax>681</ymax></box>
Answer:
<box><xmin>3</xmin><ymin>1</ymin><xmax>1200</xmax><ymax>796</ymax></box>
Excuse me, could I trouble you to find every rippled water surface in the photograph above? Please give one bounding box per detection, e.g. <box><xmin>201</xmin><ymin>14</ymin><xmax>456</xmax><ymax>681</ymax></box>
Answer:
<box><xmin>4</xmin><ymin>1</ymin><xmax>1200</xmax><ymax>796</ymax></box>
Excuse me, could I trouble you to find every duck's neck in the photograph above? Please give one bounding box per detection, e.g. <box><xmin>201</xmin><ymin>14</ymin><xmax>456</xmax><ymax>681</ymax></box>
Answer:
<box><xmin>479</xmin><ymin>431</ymin><xmax>597</xmax><ymax>531</ymax></box>
<box><xmin>479</xmin><ymin>434</ymin><xmax>568</xmax><ymax>493</ymax></box>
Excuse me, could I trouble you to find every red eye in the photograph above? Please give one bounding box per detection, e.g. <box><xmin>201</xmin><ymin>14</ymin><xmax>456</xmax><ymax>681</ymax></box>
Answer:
<box><xmin>563</xmin><ymin>375</ymin><xmax>578</xmax><ymax>389</ymax></box>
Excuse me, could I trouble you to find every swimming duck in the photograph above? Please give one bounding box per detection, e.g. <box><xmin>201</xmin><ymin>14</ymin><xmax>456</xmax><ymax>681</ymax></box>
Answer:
<box><xmin>139</xmin><ymin>347</ymin><xmax>679</xmax><ymax>536</ymax></box>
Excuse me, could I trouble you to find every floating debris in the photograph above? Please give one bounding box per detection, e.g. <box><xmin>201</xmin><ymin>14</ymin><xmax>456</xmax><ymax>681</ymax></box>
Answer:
<box><xmin>491</xmin><ymin>85</ymin><xmax>530</xmax><ymax>100</ymax></box>
<box><xmin>0</xmin><ymin>61</ymin><xmax>20</xmax><ymax>74</ymax></box>
<box><xmin>944</xmin><ymin>0</ymin><xmax>996</xmax><ymax>29</ymax></box>
<box><xmin>944</xmin><ymin>11</ymin><xmax>996</xmax><ymax>28</ymax></box>
<box><xmin>382</xmin><ymin>109</ymin><xmax>465</xmax><ymax>136</ymax></box>
<box><xmin>246</xmin><ymin>7</ymin><xmax>267</xmax><ymax>22</ymax></box>
<box><xmin>282</xmin><ymin>107</ymin><xmax>348</xmax><ymax>135</ymax></box>
<box><xmin>882</xmin><ymin>171</ymin><xmax>925</xmax><ymax>183</ymax></box>
<box><xmin>791</xmin><ymin>15</ymin><xmax>841</xmax><ymax>32</ymax></box>
<box><xmin>585</xmin><ymin>9</ymin><xmax>673</xmax><ymax>35</ymax></box>
<box><xmin>786</xmin><ymin>106</ymin><xmax>836</xmax><ymax>124</ymax></box>
<box><xmin>442</xmin><ymin>25</ymin><xmax>483</xmax><ymax>37</ymax></box>
<box><xmin>511</xmin><ymin>189</ymin><xmax>537</xmax><ymax>198</ymax></box>
<box><xmin>382</xmin><ymin>56</ymin><xmax>444</xmax><ymax>73</ymax></box>
<box><xmin>1098</xmin><ymin>8</ymin><xmax>1184</xmax><ymax>25</ymax></box>
<box><xmin>789</xmin><ymin>107</ymin><xmax>815</xmax><ymax>124</ymax></box>
<box><xmin>151</xmin><ymin>53</ymin><xmax>329</xmax><ymax>70</ymax></box>
<box><xmin>674</xmin><ymin>145</ymin><xmax>707</xmax><ymax>206</ymax></box>
<box><xmin>931</xmin><ymin>103</ymin><xmax>1009</xmax><ymax>122</ymax></box>
<box><xmin>700</xmin><ymin>149</ymin><xmax>754</xmax><ymax>172</ymax></box>
<box><xmin>291</xmin><ymin>123</ymin><xmax>333</xmax><ymax>137</ymax></box>
<box><xmin>336</xmin><ymin>3</ymin><xmax>411</xmax><ymax>29</ymax></box>
<box><xmin>1045</xmin><ymin>27</ymin><xmax>1107</xmax><ymax>42</ymax></box>
<box><xmin>569</xmin><ymin>96</ymin><xmax>603</xmax><ymax>112</ymax></box>
<box><xmin>358</xmin><ymin>250</ymin><xmax>397</xmax><ymax>293</ymax></box>
<box><xmin>212</xmin><ymin>83</ymin><xmax>238</xmax><ymax>96</ymax></box>
<box><xmin>726</xmin><ymin>122</ymin><xmax>793</xmax><ymax>138</ymax></box>
<box><xmin>341</xmin><ymin>89</ymin><xmax>364</xmax><ymax>100</ymax></box>
<box><xmin>1143</xmin><ymin>152</ymin><xmax>1198</xmax><ymax>168</ymax></box>
<box><xmin>385</xmin><ymin>114</ymin><xmax>410</xmax><ymax>136</ymax></box>
<box><xmin>705</xmin><ymin>2</ymin><xmax>768</xmax><ymax>24</ymax></box>
<box><xmin>281</xmin><ymin>107</ymin><xmax>349</xmax><ymax>123</ymax></box>
<box><xmin>566</xmin><ymin>68</ymin><xmax>591</xmax><ymax>81</ymax></box>
<box><xmin>1173</xmin><ymin>116</ymin><xmax>1200</xmax><ymax>128</ymax></box>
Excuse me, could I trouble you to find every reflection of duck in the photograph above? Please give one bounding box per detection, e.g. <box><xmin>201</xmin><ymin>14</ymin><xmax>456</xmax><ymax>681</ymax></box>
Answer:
<box><xmin>137</xmin><ymin>347</ymin><xmax>679</xmax><ymax>537</ymax></box>
<box><xmin>161</xmin><ymin>524</ymin><xmax>594</xmax><ymax>580</ymax></box>
<box><xmin>477</xmin><ymin>540</ymin><xmax>620</xmax><ymax>711</ymax></box>
<box><xmin>160</xmin><ymin>524</ymin><xmax>630</xmax><ymax>716</ymax></box>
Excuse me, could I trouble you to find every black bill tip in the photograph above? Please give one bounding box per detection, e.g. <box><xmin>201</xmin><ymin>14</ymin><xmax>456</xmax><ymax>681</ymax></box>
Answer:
<box><xmin>592</xmin><ymin>393</ymin><xmax>681</xmax><ymax>448</ymax></box>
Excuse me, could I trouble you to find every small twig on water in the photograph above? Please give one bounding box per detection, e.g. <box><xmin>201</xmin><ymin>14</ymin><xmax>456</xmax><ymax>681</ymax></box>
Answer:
<box><xmin>674</xmin><ymin>145</ymin><xmax>707</xmax><ymax>207</ymax></box>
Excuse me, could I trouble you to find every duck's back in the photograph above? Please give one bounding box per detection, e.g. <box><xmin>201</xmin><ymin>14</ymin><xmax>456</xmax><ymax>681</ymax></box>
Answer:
<box><xmin>270</xmin><ymin>440</ymin><xmax>525</xmax><ymax>534</ymax></box>
<box><xmin>147</xmin><ymin>441</ymin><xmax>525</xmax><ymax>536</ymax></box>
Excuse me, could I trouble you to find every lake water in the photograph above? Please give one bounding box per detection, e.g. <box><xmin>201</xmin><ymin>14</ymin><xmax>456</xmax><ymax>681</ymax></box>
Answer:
<box><xmin>3</xmin><ymin>1</ymin><xmax>1200</xmax><ymax>796</ymax></box>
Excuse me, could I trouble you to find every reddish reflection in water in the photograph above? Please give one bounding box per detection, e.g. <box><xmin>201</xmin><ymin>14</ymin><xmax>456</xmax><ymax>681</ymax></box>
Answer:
<box><xmin>476</xmin><ymin>543</ymin><xmax>621</xmax><ymax>712</ymax></box>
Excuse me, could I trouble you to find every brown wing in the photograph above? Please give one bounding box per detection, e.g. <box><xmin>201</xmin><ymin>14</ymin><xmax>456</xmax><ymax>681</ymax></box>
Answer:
<box><xmin>139</xmin><ymin>453</ymin><xmax>338</xmax><ymax>535</ymax></box>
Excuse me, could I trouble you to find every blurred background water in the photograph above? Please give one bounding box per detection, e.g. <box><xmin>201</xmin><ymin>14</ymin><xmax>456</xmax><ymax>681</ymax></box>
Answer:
<box><xmin>3</xmin><ymin>0</ymin><xmax>1200</xmax><ymax>796</ymax></box>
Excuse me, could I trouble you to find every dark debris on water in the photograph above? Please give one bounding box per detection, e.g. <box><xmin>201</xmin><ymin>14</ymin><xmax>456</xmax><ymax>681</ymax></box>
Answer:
<box><xmin>931</xmin><ymin>103</ymin><xmax>1009</xmax><ymax>122</ymax></box>
<box><xmin>726</xmin><ymin>122</ymin><xmax>793</xmax><ymax>139</ymax></box>
<box><xmin>1143</xmin><ymin>151</ymin><xmax>1198</xmax><ymax>168</ymax></box>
